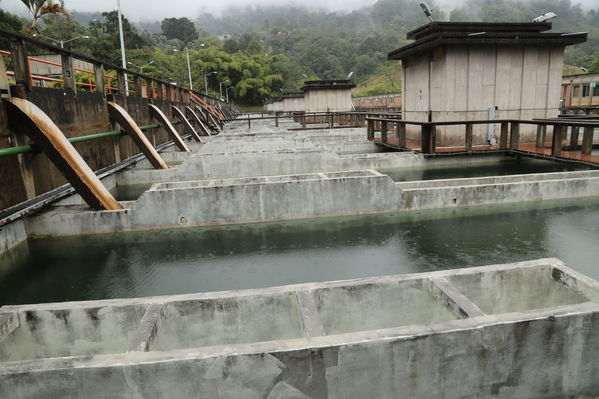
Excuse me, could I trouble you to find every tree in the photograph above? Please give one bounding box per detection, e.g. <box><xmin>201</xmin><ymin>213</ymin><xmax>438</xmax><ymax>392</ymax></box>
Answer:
<box><xmin>161</xmin><ymin>17</ymin><xmax>198</xmax><ymax>45</ymax></box>
<box><xmin>20</xmin><ymin>0</ymin><xmax>68</xmax><ymax>33</ymax></box>
<box><xmin>0</xmin><ymin>9</ymin><xmax>25</xmax><ymax>32</ymax></box>
<box><xmin>88</xmin><ymin>11</ymin><xmax>146</xmax><ymax>64</ymax></box>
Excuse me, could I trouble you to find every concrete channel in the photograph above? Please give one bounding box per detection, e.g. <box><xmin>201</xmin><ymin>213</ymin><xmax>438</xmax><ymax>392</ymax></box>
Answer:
<box><xmin>2</xmin><ymin>258</ymin><xmax>599</xmax><ymax>398</ymax></box>
<box><xmin>2</xmin><ymin>118</ymin><xmax>599</xmax><ymax>398</ymax></box>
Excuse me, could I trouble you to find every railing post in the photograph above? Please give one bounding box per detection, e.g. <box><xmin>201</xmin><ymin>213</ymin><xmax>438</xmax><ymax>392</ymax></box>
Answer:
<box><xmin>302</xmin><ymin>115</ymin><xmax>306</xmax><ymax>129</ymax></box>
<box><xmin>156</xmin><ymin>82</ymin><xmax>164</xmax><ymax>100</ymax></box>
<box><xmin>380</xmin><ymin>120</ymin><xmax>388</xmax><ymax>143</ymax></box>
<box><xmin>275</xmin><ymin>112</ymin><xmax>279</xmax><ymax>128</ymax></box>
<box><xmin>570</xmin><ymin>126</ymin><xmax>580</xmax><ymax>148</ymax></box>
<box><xmin>499</xmin><ymin>123</ymin><xmax>509</xmax><ymax>149</ymax></box>
<box><xmin>581</xmin><ymin>126</ymin><xmax>594</xmax><ymax>155</ymax></box>
<box><xmin>248</xmin><ymin>115</ymin><xmax>251</xmax><ymax>129</ymax></box>
<box><xmin>535</xmin><ymin>125</ymin><xmax>546</xmax><ymax>148</ymax></box>
<box><xmin>93</xmin><ymin>63</ymin><xmax>105</xmax><ymax>97</ymax></box>
<box><xmin>9</xmin><ymin>38</ymin><xmax>31</xmax><ymax>97</ymax></box>
<box><xmin>509</xmin><ymin>122</ymin><xmax>520</xmax><ymax>149</ymax></box>
<box><xmin>117</xmin><ymin>70</ymin><xmax>126</xmax><ymax>95</ymax></box>
<box><xmin>59</xmin><ymin>53</ymin><xmax>76</xmax><ymax>95</ymax></box>
<box><xmin>146</xmin><ymin>79</ymin><xmax>154</xmax><ymax>100</ymax></box>
<box><xmin>465</xmin><ymin>123</ymin><xmax>473</xmax><ymax>151</ymax></box>
<box><xmin>131</xmin><ymin>75</ymin><xmax>141</xmax><ymax>97</ymax></box>
<box><xmin>329</xmin><ymin>113</ymin><xmax>333</xmax><ymax>129</ymax></box>
<box><xmin>421</xmin><ymin>123</ymin><xmax>436</xmax><ymax>154</ymax></box>
<box><xmin>551</xmin><ymin>125</ymin><xmax>565</xmax><ymax>156</ymax></box>
<box><xmin>367</xmin><ymin>119</ymin><xmax>374</xmax><ymax>140</ymax></box>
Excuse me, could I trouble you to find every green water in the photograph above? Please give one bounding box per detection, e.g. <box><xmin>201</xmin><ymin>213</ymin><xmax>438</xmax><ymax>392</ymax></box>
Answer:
<box><xmin>2</xmin><ymin>198</ymin><xmax>599</xmax><ymax>305</ymax></box>
<box><xmin>379</xmin><ymin>158</ymin><xmax>586</xmax><ymax>182</ymax></box>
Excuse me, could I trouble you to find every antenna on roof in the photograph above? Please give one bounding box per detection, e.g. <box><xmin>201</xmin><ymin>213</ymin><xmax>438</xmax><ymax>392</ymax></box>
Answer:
<box><xmin>532</xmin><ymin>12</ymin><xmax>557</xmax><ymax>22</ymax></box>
<box><xmin>419</xmin><ymin>2</ymin><xmax>434</xmax><ymax>23</ymax></box>
<box><xmin>347</xmin><ymin>71</ymin><xmax>354</xmax><ymax>80</ymax></box>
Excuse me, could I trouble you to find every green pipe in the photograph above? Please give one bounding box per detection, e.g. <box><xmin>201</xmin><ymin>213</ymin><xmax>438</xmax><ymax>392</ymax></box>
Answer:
<box><xmin>0</xmin><ymin>120</ymin><xmax>185</xmax><ymax>157</ymax></box>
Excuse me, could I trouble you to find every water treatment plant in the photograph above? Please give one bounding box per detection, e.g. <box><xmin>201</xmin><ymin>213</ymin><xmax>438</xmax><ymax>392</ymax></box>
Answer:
<box><xmin>1</xmin><ymin>12</ymin><xmax>599</xmax><ymax>399</ymax></box>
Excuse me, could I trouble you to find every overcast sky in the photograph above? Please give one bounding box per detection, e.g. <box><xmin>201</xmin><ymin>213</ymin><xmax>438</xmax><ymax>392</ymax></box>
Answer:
<box><xmin>2</xmin><ymin>0</ymin><xmax>596</xmax><ymax>22</ymax></box>
<box><xmin>2</xmin><ymin>0</ymin><xmax>383</xmax><ymax>21</ymax></box>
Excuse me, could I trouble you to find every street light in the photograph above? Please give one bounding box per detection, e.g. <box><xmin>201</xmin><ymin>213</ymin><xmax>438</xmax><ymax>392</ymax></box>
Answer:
<box><xmin>204</xmin><ymin>71</ymin><xmax>216</xmax><ymax>95</ymax></box>
<box><xmin>116</xmin><ymin>0</ymin><xmax>128</xmax><ymax>95</ymax></box>
<box><xmin>220</xmin><ymin>79</ymin><xmax>229</xmax><ymax>99</ymax></box>
<box><xmin>32</xmin><ymin>33</ymin><xmax>89</xmax><ymax>48</ymax></box>
<box><xmin>128</xmin><ymin>60</ymin><xmax>154</xmax><ymax>73</ymax></box>
<box><xmin>173</xmin><ymin>49</ymin><xmax>193</xmax><ymax>90</ymax></box>
<box><xmin>225</xmin><ymin>86</ymin><xmax>232</xmax><ymax>103</ymax></box>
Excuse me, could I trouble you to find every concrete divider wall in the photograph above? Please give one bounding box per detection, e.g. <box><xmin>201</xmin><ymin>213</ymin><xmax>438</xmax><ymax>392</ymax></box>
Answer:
<box><xmin>2</xmin><ymin>259</ymin><xmax>599</xmax><ymax>398</ymax></box>
<box><xmin>0</xmin><ymin>87</ymin><xmax>197</xmax><ymax>210</ymax></box>
<box><xmin>117</xmin><ymin>149</ymin><xmax>424</xmax><ymax>186</ymax></box>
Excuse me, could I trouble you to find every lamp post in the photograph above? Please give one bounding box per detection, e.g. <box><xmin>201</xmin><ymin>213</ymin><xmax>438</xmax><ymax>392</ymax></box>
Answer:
<box><xmin>226</xmin><ymin>86</ymin><xmax>232</xmax><ymax>103</ymax></box>
<box><xmin>116</xmin><ymin>0</ymin><xmax>128</xmax><ymax>95</ymax></box>
<box><xmin>185</xmin><ymin>49</ymin><xmax>192</xmax><ymax>90</ymax></box>
<box><xmin>127</xmin><ymin>60</ymin><xmax>154</xmax><ymax>73</ymax></box>
<box><xmin>219</xmin><ymin>80</ymin><xmax>229</xmax><ymax>100</ymax></box>
<box><xmin>204</xmin><ymin>71</ymin><xmax>216</xmax><ymax>96</ymax></box>
<box><xmin>32</xmin><ymin>33</ymin><xmax>89</xmax><ymax>48</ymax></box>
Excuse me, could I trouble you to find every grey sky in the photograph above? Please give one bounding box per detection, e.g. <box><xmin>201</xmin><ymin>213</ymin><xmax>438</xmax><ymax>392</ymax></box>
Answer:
<box><xmin>2</xmin><ymin>0</ymin><xmax>596</xmax><ymax>22</ymax></box>
<box><xmin>2</xmin><ymin>0</ymin><xmax>380</xmax><ymax>21</ymax></box>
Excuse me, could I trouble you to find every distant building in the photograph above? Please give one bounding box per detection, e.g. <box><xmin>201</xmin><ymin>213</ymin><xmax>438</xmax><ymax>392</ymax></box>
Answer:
<box><xmin>388</xmin><ymin>22</ymin><xmax>586</xmax><ymax>145</ymax></box>
<box><xmin>279</xmin><ymin>92</ymin><xmax>304</xmax><ymax>112</ymax></box>
<box><xmin>561</xmin><ymin>73</ymin><xmax>599</xmax><ymax>107</ymax></box>
<box><xmin>301</xmin><ymin>80</ymin><xmax>355</xmax><ymax>113</ymax></box>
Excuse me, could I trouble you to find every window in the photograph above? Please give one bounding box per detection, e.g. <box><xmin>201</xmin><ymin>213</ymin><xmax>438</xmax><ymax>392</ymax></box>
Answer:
<box><xmin>593</xmin><ymin>84</ymin><xmax>599</xmax><ymax>97</ymax></box>
<box><xmin>573</xmin><ymin>86</ymin><xmax>580</xmax><ymax>97</ymax></box>
<box><xmin>582</xmin><ymin>85</ymin><xmax>590</xmax><ymax>97</ymax></box>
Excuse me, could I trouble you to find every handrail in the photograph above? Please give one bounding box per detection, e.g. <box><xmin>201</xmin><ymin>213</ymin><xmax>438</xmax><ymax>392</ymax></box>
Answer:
<box><xmin>0</xmin><ymin>120</ymin><xmax>183</xmax><ymax>157</ymax></box>
<box><xmin>365</xmin><ymin>117</ymin><xmax>599</xmax><ymax>128</ymax></box>
<box><xmin>0</xmin><ymin>27</ymin><xmax>225</xmax><ymax>105</ymax></box>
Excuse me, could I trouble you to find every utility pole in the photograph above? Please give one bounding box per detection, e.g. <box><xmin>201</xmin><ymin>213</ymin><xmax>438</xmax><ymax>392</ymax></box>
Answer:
<box><xmin>186</xmin><ymin>49</ymin><xmax>193</xmax><ymax>90</ymax></box>
<box><xmin>117</xmin><ymin>0</ymin><xmax>128</xmax><ymax>95</ymax></box>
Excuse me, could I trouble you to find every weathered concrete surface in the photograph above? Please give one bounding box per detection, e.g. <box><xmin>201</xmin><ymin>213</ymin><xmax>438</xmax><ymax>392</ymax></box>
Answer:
<box><xmin>24</xmin><ymin>170</ymin><xmax>400</xmax><ymax>236</ymax></box>
<box><xmin>2</xmin><ymin>259</ymin><xmax>599</xmax><ymax>398</ymax></box>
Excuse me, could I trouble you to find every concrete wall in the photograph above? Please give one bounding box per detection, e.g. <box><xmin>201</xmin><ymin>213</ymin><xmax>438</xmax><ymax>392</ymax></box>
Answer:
<box><xmin>282</xmin><ymin>97</ymin><xmax>305</xmax><ymax>112</ymax></box>
<box><xmin>304</xmin><ymin>89</ymin><xmax>353</xmax><ymax>112</ymax></box>
<box><xmin>352</xmin><ymin>93</ymin><xmax>402</xmax><ymax>110</ymax></box>
<box><xmin>0</xmin><ymin>87</ymin><xmax>198</xmax><ymax>210</ymax></box>
<box><xmin>2</xmin><ymin>259</ymin><xmax>599</xmax><ymax>398</ymax></box>
<box><xmin>403</xmin><ymin>45</ymin><xmax>565</xmax><ymax>145</ymax></box>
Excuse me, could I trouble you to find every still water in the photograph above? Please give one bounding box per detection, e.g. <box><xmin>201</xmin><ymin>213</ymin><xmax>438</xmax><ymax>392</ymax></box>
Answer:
<box><xmin>1</xmin><ymin>198</ymin><xmax>599</xmax><ymax>305</ymax></box>
<box><xmin>378</xmin><ymin>158</ymin><xmax>585</xmax><ymax>182</ymax></box>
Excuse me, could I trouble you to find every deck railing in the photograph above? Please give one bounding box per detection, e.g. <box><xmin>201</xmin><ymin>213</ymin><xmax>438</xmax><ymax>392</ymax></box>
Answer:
<box><xmin>366</xmin><ymin>117</ymin><xmax>599</xmax><ymax>158</ymax></box>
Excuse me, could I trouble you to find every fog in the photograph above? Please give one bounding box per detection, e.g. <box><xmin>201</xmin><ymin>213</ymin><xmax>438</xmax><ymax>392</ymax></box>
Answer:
<box><xmin>1</xmin><ymin>0</ymin><xmax>596</xmax><ymax>22</ymax></box>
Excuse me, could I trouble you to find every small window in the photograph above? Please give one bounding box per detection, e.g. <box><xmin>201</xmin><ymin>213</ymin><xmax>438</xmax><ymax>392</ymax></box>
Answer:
<box><xmin>573</xmin><ymin>86</ymin><xmax>580</xmax><ymax>97</ymax></box>
<box><xmin>593</xmin><ymin>84</ymin><xmax>599</xmax><ymax>97</ymax></box>
<box><xmin>582</xmin><ymin>85</ymin><xmax>591</xmax><ymax>97</ymax></box>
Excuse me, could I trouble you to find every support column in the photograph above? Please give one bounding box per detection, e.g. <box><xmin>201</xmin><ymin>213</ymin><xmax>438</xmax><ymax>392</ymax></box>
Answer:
<box><xmin>570</xmin><ymin>126</ymin><xmax>580</xmax><ymax>148</ymax></box>
<box><xmin>535</xmin><ymin>125</ymin><xmax>546</xmax><ymax>148</ymax></box>
<box><xmin>421</xmin><ymin>123</ymin><xmax>436</xmax><ymax>154</ymax></box>
<box><xmin>581</xmin><ymin>127</ymin><xmax>594</xmax><ymax>155</ymax></box>
<box><xmin>551</xmin><ymin>125</ymin><xmax>565</xmax><ymax>156</ymax></box>
<box><xmin>465</xmin><ymin>123</ymin><xmax>473</xmax><ymax>151</ymax></box>
<box><xmin>509</xmin><ymin>122</ymin><xmax>520</xmax><ymax>149</ymax></box>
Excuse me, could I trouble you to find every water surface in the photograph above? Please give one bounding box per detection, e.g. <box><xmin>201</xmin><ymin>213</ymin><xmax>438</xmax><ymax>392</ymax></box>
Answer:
<box><xmin>2</xmin><ymin>198</ymin><xmax>599</xmax><ymax>305</ymax></box>
<box><xmin>378</xmin><ymin>158</ymin><xmax>586</xmax><ymax>182</ymax></box>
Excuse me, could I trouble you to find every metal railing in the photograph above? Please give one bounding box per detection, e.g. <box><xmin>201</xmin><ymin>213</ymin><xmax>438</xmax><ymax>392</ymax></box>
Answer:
<box><xmin>0</xmin><ymin>27</ymin><xmax>226</xmax><ymax>106</ymax></box>
<box><xmin>366</xmin><ymin>117</ymin><xmax>599</xmax><ymax>160</ymax></box>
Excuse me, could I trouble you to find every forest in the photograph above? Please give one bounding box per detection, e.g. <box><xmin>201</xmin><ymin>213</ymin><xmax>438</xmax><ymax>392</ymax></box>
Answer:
<box><xmin>1</xmin><ymin>0</ymin><xmax>598</xmax><ymax>105</ymax></box>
